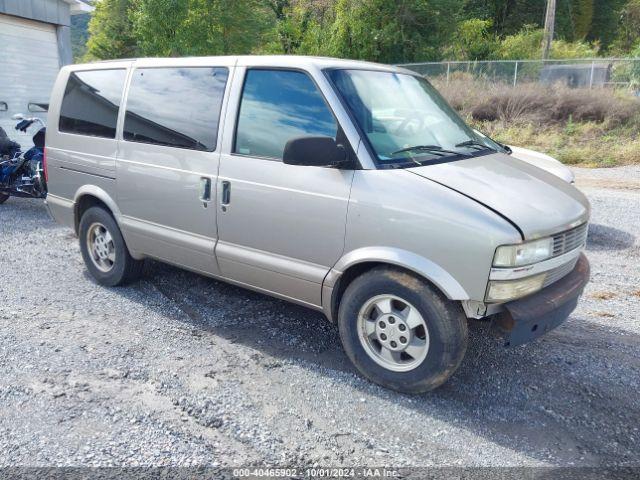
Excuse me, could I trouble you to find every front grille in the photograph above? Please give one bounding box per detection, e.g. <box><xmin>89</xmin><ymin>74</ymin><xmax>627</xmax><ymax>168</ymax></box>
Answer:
<box><xmin>540</xmin><ymin>222</ymin><xmax>588</xmax><ymax>288</ymax></box>
<box><xmin>552</xmin><ymin>222</ymin><xmax>588</xmax><ymax>258</ymax></box>
<box><xmin>542</xmin><ymin>256</ymin><xmax>579</xmax><ymax>288</ymax></box>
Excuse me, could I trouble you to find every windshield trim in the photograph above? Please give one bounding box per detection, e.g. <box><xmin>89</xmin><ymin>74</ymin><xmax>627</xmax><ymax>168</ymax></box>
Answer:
<box><xmin>323</xmin><ymin>67</ymin><xmax>497</xmax><ymax>170</ymax></box>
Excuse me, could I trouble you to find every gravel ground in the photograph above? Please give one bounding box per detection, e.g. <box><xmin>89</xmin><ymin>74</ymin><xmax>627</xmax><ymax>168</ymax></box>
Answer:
<box><xmin>0</xmin><ymin>166</ymin><xmax>638</xmax><ymax>469</ymax></box>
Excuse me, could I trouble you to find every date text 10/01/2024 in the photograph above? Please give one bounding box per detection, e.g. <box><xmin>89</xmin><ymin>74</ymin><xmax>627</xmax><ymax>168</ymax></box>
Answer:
<box><xmin>232</xmin><ymin>467</ymin><xmax>399</xmax><ymax>477</ymax></box>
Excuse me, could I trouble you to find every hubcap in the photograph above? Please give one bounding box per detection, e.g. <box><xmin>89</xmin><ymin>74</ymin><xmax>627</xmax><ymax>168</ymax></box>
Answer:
<box><xmin>86</xmin><ymin>222</ymin><xmax>115</xmax><ymax>273</ymax></box>
<box><xmin>357</xmin><ymin>295</ymin><xmax>430</xmax><ymax>372</ymax></box>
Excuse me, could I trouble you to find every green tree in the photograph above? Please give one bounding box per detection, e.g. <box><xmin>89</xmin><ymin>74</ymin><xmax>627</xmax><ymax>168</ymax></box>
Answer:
<box><xmin>611</xmin><ymin>0</ymin><xmax>640</xmax><ymax>54</ymax></box>
<box><xmin>587</xmin><ymin>0</ymin><xmax>627</xmax><ymax>50</ymax></box>
<box><xmin>262</xmin><ymin>0</ymin><xmax>309</xmax><ymax>54</ymax></box>
<box><xmin>133</xmin><ymin>0</ymin><xmax>271</xmax><ymax>56</ymax></box>
<box><xmin>461</xmin><ymin>0</ymin><xmax>544</xmax><ymax>37</ymax></box>
<box><xmin>260</xmin><ymin>1</ymin><xmax>313</xmax><ymax>54</ymax></box>
<box><xmin>496</xmin><ymin>25</ymin><xmax>543</xmax><ymax>59</ymax></box>
<box><xmin>296</xmin><ymin>4</ymin><xmax>336</xmax><ymax>55</ymax></box>
<box><xmin>571</xmin><ymin>0</ymin><xmax>594</xmax><ymax>39</ymax></box>
<box><xmin>133</xmin><ymin>0</ymin><xmax>188</xmax><ymax>56</ymax></box>
<box><xmin>327</xmin><ymin>0</ymin><xmax>461</xmax><ymax>63</ymax></box>
<box><xmin>551</xmin><ymin>37</ymin><xmax>599</xmax><ymax>58</ymax></box>
<box><xmin>630</xmin><ymin>43</ymin><xmax>640</xmax><ymax>88</ymax></box>
<box><xmin>186</xmin><ymin>0</ymin><xmax>272</xmax><ymax>55</ymax></box>
<box><xmin>443</xmin><ymin>19</ymin><xmax>499</xmax><ymax>60</ymax></box>
<box><xmin>497</xmin><ymin>24</ymin><xmax>598</xmax><ymax>60</ymax></box>
<box><xmin>83</xmin><ymin>0</ymin><xmax>630</xmax><ymax>64</ymax></box>
<box><xmin>71</xmin><ymin>13</ymin><xmax>91</xmax><ymax>61</ymax></box>
<box><xmin>85</xmin><ymin>0</ymin><xmax>138</xmax><ymax>60</ymax></box>
<box><xmin>554</xmin><ymin>0</ymin><xmax>594</xmax><ymax>42</ymax></box>
<box><xmin>460</xmin><ymin>0</ymin><xmax>620</xmax><ymax>49</ymax></box>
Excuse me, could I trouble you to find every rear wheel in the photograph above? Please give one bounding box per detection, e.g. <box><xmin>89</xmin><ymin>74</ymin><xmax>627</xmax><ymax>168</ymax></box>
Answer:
<box><xmin>0</xmin><ymin>192</ymin><xmax>8</xmax><ymax>204</ymax></box>
<box><xmin>338</xmin><ymin>267</ymin><xmax>468</xmax><ymax>393</ymax></box>
<box><xmin>78</xmin><ymin>206</ymin><xmax>143</xmax><ymax>286</ymax></box>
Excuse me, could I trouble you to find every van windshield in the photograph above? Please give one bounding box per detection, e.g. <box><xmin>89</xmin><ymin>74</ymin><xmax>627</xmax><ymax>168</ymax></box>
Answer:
<box><xmin>327</xmin><ymin>69</ymin><xmax>502</xmax><ymax>168</ymax></box>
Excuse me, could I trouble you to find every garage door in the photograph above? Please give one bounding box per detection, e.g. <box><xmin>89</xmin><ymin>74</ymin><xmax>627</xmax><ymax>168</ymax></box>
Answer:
<box><xmin>0</xmin><ymin>14</ymin><xmax>60</xmax><ymax>149</ymax></box>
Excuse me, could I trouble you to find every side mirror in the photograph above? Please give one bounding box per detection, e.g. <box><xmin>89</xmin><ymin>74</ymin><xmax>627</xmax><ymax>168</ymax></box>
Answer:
<box><xmin>283</xmin><ymin>136</ymin><xmax>350</xmax><ymax>168</ymax></box>
<box><xmin>12</xmin><ymin>113</ymin><xmax>25</xmax><ymax>121</ymax></box>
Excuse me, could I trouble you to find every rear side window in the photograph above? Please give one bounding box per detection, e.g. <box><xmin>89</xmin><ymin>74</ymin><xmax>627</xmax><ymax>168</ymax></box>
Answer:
<box><xmin>234</xmin><ymin>69</ymin><xmax>337</xmax><ymax>159</ymax></box>
<box><xmin>59</xmin><ymin>69</ymin><xmax>126</xmax><ymax>138</ymax></box>
<box><xmin>123</xmin><ymin>67</ymin><xmax>228</xmax><ymax>151</ymax></box>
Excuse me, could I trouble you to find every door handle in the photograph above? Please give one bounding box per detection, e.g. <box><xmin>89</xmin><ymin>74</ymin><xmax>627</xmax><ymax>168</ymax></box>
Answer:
<box><xmin>221</xmin><ymin>181</ymin><xmax>231</xmax><ymax>206</ymax></box>
<box><xmin>199</xmin><ymin>177</ymin><xmax>212</xmax><ymax>202</ymax></box>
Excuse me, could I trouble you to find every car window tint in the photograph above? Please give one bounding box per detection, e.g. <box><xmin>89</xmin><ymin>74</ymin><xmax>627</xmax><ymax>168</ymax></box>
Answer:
<box><xmin>234</xmin><ymin>69</ymin><xmax>337</xmax><ymax>159</ymax></box>
<box><xmin>124</xmin><ymin>67</ymin><xmax>229</xmax><ymax>151</ymax></box>
<box><xmin>59</xmin><ymin>69</ymin><xmax>126</xmax><ymax>138</ymax></box>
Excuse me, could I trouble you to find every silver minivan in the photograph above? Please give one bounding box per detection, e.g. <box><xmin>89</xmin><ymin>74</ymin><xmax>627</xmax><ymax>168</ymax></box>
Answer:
<box><xmin>45</xmin><ymin>56</ymin><xmax>590</xmax><ymax>393</ymax></box>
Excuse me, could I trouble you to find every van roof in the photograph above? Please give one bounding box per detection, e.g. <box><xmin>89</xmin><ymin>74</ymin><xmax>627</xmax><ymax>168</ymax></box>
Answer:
<box><xmin>66</xmin><ymin>55</ymin><xmax>413</xmax><ymax>75</ymax></box>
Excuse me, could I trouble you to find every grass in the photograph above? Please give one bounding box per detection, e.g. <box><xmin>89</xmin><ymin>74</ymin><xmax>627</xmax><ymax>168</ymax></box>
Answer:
<box><xmin>434</xmin><ymin>76</ymin><xmax>640</xmax><ymax>167</ymax></box>
<box><xmin>476</xmin><ymin>121</ymin><xmax>640</xmax><ymax>167</ymax></box>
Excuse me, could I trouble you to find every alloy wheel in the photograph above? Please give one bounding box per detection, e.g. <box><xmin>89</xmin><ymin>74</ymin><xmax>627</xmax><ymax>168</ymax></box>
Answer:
<box><xmin>357</xmin><ymin>294</ymin><xmax>430</xmax><ymax>372</ymax></box>
<box><xmin>86</xmin><ymin>222</ymin><xmax>116</xmax><ymax>273</ymax></box>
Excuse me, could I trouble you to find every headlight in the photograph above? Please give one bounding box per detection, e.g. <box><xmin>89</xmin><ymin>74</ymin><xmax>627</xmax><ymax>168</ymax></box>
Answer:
<box><xmin>493</xmin><ymin>237</ymin><xmax>554</xmax><ymax>267</ymax></box>
<box><xmin>486</xmin><ymin>274</ymin><xmax>546</xmax><ymax>302</ymax></box>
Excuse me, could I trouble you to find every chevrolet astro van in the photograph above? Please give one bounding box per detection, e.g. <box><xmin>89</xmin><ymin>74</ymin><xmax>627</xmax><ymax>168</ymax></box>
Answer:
<box><xmin>45</xmin><ymin>56</ymin><xmax>590</xmax><ymax>393</ymax></box>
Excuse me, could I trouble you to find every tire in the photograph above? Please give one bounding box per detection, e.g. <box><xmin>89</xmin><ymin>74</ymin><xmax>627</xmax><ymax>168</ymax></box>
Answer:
<box><xmin>338</xmin><ymin>266</ymin><xmax>468</xmax><ymax>394</ymax></box>
<box><xmin>78</xmin><ymin>206</ymin><xmax>143</xmax><ymax>286</ymax></box>
<box><xmin>0</xmin><ymin>193</ymin><xmax>8</xmax><ymax>204</ymax></box>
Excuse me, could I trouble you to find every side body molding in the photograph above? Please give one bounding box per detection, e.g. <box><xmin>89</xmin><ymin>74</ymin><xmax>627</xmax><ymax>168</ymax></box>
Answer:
<box><xmin>322</xmin><ymin>246</ymin><xmax>470</xmax><ymax>321</ymax></box>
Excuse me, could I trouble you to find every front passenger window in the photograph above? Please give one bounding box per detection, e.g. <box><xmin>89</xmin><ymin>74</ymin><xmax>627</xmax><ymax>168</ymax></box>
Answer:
<box><xmin>234</xmin><ymin>69</ymin><xmax>337</xmax><ymax>160</ymax></box>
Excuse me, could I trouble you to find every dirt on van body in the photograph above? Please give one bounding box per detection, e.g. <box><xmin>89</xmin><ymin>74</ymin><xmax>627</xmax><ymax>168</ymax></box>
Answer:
<box><xmin>0</xmin><ymin>166</ymin><xmax>639</xmax><ymax>469</ymax></box>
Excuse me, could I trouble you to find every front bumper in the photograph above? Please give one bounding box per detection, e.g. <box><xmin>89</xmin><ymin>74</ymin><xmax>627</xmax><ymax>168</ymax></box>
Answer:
<box><xmin>493</xmin><ymin>253</ymin><xmax>590</xmax><ymax>346</ymax></box>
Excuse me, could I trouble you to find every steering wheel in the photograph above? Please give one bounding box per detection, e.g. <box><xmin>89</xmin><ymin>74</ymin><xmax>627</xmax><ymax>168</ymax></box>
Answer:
<box><xmin>394</xmin><ymin>111</ymin><xmax>424</xmax><ymax>137</ymax></box>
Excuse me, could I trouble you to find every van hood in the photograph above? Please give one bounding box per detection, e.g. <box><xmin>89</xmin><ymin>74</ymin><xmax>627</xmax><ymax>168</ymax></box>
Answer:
<box><xmin>508</xmin><ymin>145</ymin><xmax>575</xmax><ymax>183</ymax></box>
<box><xmin>407</xmin><ymin>152</ymin><xmax>590</xmax><ymax>240</ymax></box>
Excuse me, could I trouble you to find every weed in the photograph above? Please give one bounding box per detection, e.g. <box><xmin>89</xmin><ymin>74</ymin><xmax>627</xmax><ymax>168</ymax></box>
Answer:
<box><xmin>436</xmin><ymin>78</ymin><xmax>640</xmax><ymax>167</ymax></box>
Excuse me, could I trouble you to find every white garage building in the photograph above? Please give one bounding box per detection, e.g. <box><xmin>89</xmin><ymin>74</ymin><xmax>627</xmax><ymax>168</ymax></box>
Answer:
<box><xmin>0</xmin><ymin>0</ymin><xmax>92</xmax><ymax>147</ymax></box>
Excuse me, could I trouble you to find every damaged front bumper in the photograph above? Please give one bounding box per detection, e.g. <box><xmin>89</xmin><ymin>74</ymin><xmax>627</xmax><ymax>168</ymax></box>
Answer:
<box><xmin>493</xmin><ymin>253</ymin><xmax>590</xmax><ymax>347</ymax></box>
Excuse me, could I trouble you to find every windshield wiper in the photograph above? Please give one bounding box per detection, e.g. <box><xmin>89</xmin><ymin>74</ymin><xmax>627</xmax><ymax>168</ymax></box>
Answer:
<box><xmin>455</xmin><ymin>140</ymin><xmax>493</xmax><ymax>151</ymax></box>
<box><xmin>391</xmin><ymin>145</ymin><xmax>470</xmax><ymax>157</ymax></box>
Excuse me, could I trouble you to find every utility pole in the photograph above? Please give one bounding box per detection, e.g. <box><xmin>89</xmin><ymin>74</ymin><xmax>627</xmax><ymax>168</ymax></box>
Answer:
<box><xmin>542</xmin><ymin>0</ymin><xmax>556</xmax><ymax>60</ymax></box>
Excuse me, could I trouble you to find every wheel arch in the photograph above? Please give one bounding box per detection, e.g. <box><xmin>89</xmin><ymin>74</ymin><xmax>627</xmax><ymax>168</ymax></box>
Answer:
<box><xmin>323</xmin><ymin>247</ymin><xmax>470</xmax><ymax>322</ymax></box>
<box><xmin>73</xmin><ymin>186</ymin><xmax>122</xmax><ymax>235</ymax></box>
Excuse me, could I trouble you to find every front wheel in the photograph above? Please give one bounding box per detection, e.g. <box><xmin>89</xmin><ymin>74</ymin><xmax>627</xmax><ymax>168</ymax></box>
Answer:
<box><xmin>0</xmin><ymin>192</ymin><xmax>8</xmax><ymax>204</ymax></box>
<box><xmin>338</xmin><ymin>267</ymin><xmax>468</xmax><ymax>394</ymax></box>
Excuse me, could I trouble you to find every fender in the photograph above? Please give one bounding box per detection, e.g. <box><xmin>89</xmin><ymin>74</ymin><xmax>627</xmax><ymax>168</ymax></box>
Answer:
<box><xmin>73</xmin><ymin>185</ymin><xmax>123</xmax><ymax>229</ymax></box>
<box><xmin>322</xmin><ymin>246</ymin><xmax>470</xmax><ymax>321</ymax></box>
<box><xmin>73</xmin><ymin>185</ymin><xmax>145</xmax><ymax>261</ymax></box>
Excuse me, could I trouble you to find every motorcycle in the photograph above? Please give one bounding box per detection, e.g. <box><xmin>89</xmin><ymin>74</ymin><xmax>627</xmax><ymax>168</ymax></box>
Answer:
<box><xmin>0</xmin><ymin>114</ymin><xmax>47</xmax><ymax>204</ymax></box>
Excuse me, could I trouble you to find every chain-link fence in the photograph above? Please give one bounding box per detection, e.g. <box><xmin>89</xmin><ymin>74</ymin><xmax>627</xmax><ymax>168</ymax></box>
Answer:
<box><xmin>397</xmin><ymin>58</ymin><xmax>640</xmax><ymax>91</ymax></box>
